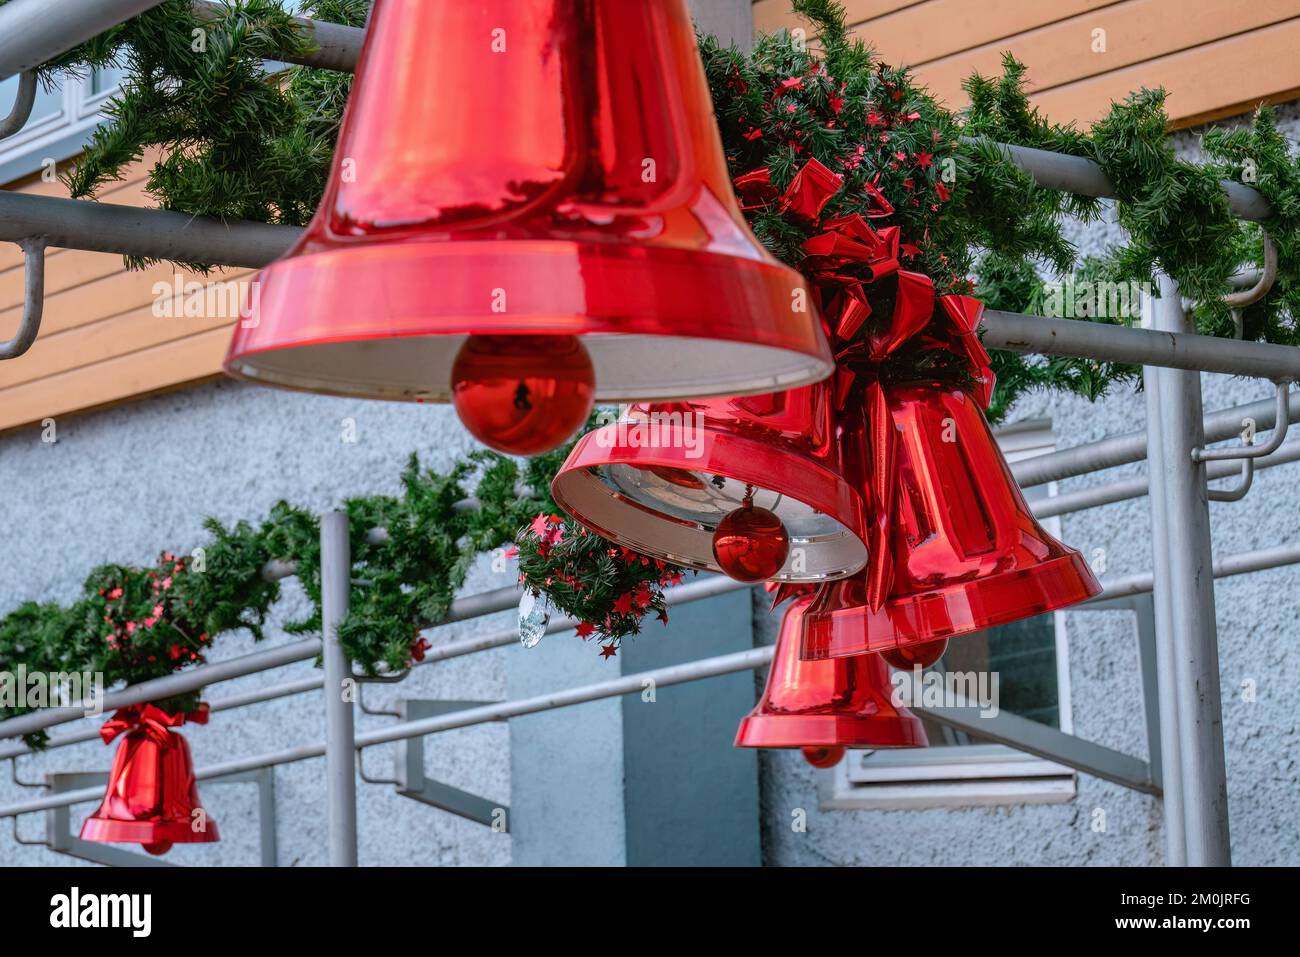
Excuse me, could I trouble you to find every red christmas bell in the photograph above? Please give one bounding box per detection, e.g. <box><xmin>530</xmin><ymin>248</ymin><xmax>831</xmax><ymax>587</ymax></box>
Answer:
<box><xmin>80</xmin><ymin>704</ymin><xmax>218</xmax><ymax>856</ymax></box>
<box><xmin>551</xmin><ymin>382</ymin><xmax>868</xmax><ymax>582</ymax></box>
<box><xmin>801</xmin><ymin>385</ymin><xmax>1102</xmax><ymax>660</ymax></box>
<box><xmin>735</xmin><ymin>596</ymin><xmax>927</xmax><ymax>751</ymax></box>
<box><xmin>225</xmin><ymin>0</ymin><xmax>833</xmax><ymax>455</ymax></box>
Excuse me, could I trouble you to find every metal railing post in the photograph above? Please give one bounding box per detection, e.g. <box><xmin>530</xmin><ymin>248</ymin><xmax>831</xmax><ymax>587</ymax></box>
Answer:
<box><xmin>320</xmin><ymin>511</ymin><xmax>358</xmax><ymax>867</ymax></box>
<box><xmin>1142</xmin><ymin>289</ymin><xmax>1187</xmax><ymax>866</ymax></box>
<box><xmin>1152</xmin><ymin>275</ymin><xmax>1231</xmax><ymax>865</ymax></box>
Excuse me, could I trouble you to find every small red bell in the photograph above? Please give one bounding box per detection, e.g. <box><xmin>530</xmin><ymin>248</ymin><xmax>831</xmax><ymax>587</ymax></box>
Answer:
<box><xmin>225</xmin><ymin>0</ymin><xmax>833</xmax><ymax>453</ymax></box>
<box><xmin>802</xmin><ymin>385</ymin><xmax>1101</xmax><ymax>660</ymax></box>
<box><xmin>80</xmin><ymin>704</ymin><xmax>218</xmax><ymax>856</ymax></box>
<box><xmin>552</xmin><ymin>383</ymin><xmax>868</xmax><ymax>582</ymax></box>
<box><xmin>735</xmin><ymin>597</ymin><xmax>927</xmax><ymax>750</ymax></box>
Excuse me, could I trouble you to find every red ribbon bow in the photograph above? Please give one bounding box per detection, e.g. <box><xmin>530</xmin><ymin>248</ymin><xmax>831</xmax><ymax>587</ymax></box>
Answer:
<box><xmin>834</xmin><ymin>289</ymin><xmax>996</xmax><ymax>610</ymax></box>
<box><xmin>99</xmin><ymin>702</ymin><xmax>209</xmax><ymax>746</ymax></box>
<box><xmin>763</xmin><ymin>581</ymin><xmax>817</xmax><ymax>610</ymax></box>
<box><xmin>733</xmin><ymin>159</ymin><xmax>998</xmax><ymax>611</ymax></box>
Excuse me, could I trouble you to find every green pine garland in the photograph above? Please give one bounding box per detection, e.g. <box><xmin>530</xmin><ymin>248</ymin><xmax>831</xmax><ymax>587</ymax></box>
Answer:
<box><xmin>0</xmin><ymin>445</ymin><xmax>571</xmax><ymax>747</ymax></box>
<box><xmin>517</xmin><ymin>517</ymin><xmax>688</xmax><ymax>652</ymax></box>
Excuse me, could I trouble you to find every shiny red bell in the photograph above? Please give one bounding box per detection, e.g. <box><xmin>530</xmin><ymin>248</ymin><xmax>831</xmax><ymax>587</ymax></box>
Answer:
<box><xmin>80</xmin><ymin>705</ymin><xmax>218</xmax><ymax>856</ymax></box>
<box><xmin>551</xmin><ymin>382</ymin><xmax>868</xmax><ymax>582</ymax></box>
<box><xmin>225</xmin><ymin>0</ymin><xmax>832</xmax><ymax>446</ymax></box>
<box><xmin>802</xmin><ymin>385</ymin><xmax>1101</xmax><ymax>660</ymax></box>
<box><xmin>735</xmin><ymin>596</ymin><xmax>927</xmax><ymax>750</ymax></box>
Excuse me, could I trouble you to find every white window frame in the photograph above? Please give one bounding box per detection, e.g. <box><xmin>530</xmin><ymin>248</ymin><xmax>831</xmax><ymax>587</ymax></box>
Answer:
<box><xmin>821</xmin><ymin>417</ymin><xmax>1080</xmax><ymax>810</ymax></box>
<box><xmin>0</xmin><ymin>70</ymin><xmax>120</xmax><ymax>186</ymax></box>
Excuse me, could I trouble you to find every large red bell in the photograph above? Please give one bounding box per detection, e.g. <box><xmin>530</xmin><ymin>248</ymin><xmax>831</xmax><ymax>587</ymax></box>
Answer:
<box><xmin>80</xmin><ymin>704</ymin><xmax>218</xmax><ymax>856</ymax></box>
<box><xmin>551</xmin><ymin>381</ymin><xmax>868</xmax><ymax>582</ymax></box>
<box><xmin>736</xmin><ymin>596</ymin><xmax>927</xmax><ymax>752</ymax></box>
<box><xmin>802</xmin><ymin>384</ymin><xmax>1101</xmax><ymax>660</ymax></box>
<box><xmin>225</xmin><ymin>0</ymin><xmax>832</xmax><ymax>454</ymax></box>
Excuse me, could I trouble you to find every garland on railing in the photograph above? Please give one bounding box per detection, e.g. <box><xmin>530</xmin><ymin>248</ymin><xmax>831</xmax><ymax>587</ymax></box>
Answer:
<box><xmin>0</xmin><ymin>445</ymin><xmax>570</xmax><ymax>748</ymax></box>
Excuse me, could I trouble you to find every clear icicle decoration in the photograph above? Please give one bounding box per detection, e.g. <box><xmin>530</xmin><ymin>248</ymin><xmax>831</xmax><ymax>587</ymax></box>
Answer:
<box><xmin>517</xmin><ymin>589</ymin><xmax>552</xmax><ymax>648</ymax></box>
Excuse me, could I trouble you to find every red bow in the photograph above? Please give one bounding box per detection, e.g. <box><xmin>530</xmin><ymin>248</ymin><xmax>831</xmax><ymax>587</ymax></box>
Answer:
<box><xmin>99</xmin><ymin>702</ymin><xmax>209</xmax><ymax>746</ymax></box>
<box><xmin>734</xmin><ymin>159</ymin><xmax>998</xmax><ymax>610</ymax></box>
<box><xmin>733</xmin><ymin>157</ymin><xmax>894</xmax><ymax>222</ymax></box>
<box><xmin>763</xmin><ymin>581</ymin><xmax>817</xmax><ymax>610</ymax></box>
<box><xmin>833</xmin><ymin>287</ymin><xmax>995</xmax><ymax>609</ymax></box>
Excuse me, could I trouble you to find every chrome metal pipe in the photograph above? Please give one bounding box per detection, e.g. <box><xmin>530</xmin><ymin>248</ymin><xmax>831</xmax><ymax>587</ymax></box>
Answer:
<box><xmin>0</xmin><ymin>0</ymin><xmax>164</xmax><ymax>78</ymax></box>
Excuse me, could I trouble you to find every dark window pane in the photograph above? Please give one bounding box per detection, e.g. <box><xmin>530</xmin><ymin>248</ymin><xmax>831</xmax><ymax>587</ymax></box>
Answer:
<box><xmin>914</xmin><ymin>612</ymin><xmax>1060</xmax><ymax>746</ymax></box>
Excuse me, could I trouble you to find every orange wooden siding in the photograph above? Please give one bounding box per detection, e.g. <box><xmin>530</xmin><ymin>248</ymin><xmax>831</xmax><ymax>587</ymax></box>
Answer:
<box><xmin>752</xmin><ymin>0</ymin><xmax>1300</xmax><ymax>127</ymax></box>
<box><xmin>0</xmin><ymin>157</ymin><xmax>250</xmax><ymax>433</ymax></box>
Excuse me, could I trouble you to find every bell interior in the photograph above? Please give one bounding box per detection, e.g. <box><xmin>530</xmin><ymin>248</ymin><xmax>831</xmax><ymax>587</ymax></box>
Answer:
<box><xmin>227</xmin><ymin>333</ymin><xmax>833</xmax><ymax>404</ymax></box>
<box><xmin>553</xmin><ymin>463</ymin><xmax>868</xmax><ymax>582</ymax></box>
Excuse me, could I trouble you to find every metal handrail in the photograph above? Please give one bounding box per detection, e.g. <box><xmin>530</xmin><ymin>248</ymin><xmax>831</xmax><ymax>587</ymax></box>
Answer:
<box><xmin>5</xmin><ymin>536</ymin><xmax>1298</xmax><ymax>822</ymax></box>
<box><xmin>0</xmin><ymin>239</ymin><xmax>45</xmax><ymax>360</ymax></box>
<box><xmin>0</xmin><ymin>71</ymin><xmax>36</xmax><ymax>139</ymax></box>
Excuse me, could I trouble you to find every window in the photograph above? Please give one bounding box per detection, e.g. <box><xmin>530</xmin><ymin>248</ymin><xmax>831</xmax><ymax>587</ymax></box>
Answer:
<box><xmin>0</xmin><ymin>67</ymin><xmax>123</xmax><ymax>186</ymax></box>
<box><xmin>822</xmin><ymin>419</ymin><xmax>1085</xmax><ymax>809</ymax></box>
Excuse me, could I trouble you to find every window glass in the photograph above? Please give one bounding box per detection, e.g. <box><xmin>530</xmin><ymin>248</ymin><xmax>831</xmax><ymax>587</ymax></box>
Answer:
<box><xmin>91</xmin><ymin>65</ymin><xmax>126</xmax><ymax>96</ymax></box>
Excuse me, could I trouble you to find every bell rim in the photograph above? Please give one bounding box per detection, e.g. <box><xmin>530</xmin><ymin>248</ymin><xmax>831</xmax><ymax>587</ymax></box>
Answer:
<box><xmin>734</xmin><ymin>712</ymin><xmax>928</xmax><ymax>749</ymax></box>
<box><xmin>552</xmin><ymin>423</ymin><xmax>869</xmax><ymax>583</ymax></box>
<box><xmin>224</xmin><ymin>240</ymin><xmax>834</xmax><ymax>403</ymax></box>
<box><xmin>800</xmin><ymin>551</ymin><xmax>1103</xmax><ymax>660</ymax></box>
<box><xmin>80</xmin><ymin>816</ymin><xmax>221</xmax><ymax>845</ymax></box>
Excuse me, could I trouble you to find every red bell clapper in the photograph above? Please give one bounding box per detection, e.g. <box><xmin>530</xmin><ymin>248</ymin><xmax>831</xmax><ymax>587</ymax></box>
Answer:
<box><xmin>80</xmin><ymin>703</ymin><xmax>219</xmax><ymax>856</ymax></box>
<box><xmin>802</xmin><ymin>385</ymin><xmax>1102</xmax><ymax>660</ymax></box>
<box><xmin>801</xmin><ymin>746</ymin><xmax>848</xmax><ymax>769</ymax></box>
<box><xmin>880</xmin><ymin>638</ymin><xmax>949</xmax><ymax>670</ymax></box>
<box><xmin>735</xmin><ymin>596</ymin><xmax>927</xmax><ymax>754</ymax></box>
<box><xmin>711</xmin><ymin>491</ymin><xmax>790</xmax><ymax>582</ymax></box>
<box><xmin>551</xmin><ymin>382</ymin><xmax>868</xmax><ymax>582</ymax></box>
<box><xmin>450</xmin><ymin>336</ymin><xmax>595</xmax><ymax>457</ymax></box>
<box><xmin>225</xmin><ymin>0</ymin><xmax>833</xmax><ymax>455</ymax></box>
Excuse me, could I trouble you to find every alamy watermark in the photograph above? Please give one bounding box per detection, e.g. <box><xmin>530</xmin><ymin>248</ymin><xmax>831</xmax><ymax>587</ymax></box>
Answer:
<box><xmin>0</xmin><ymin>667</ymin><xmax>104</xmax><ymax>718</ymax></box>
<box><xmin>595</xmin><ymin>408</ymin><xmax>707</xmax><ymax>459</ymax></box>
<box><xmin>152</xmin><ymin>275</ymin><xmax>260</xmax><ymax>327</ymax></box>
<box><xmin>1038</xmin><ymin>279</ymin><xmax>1150</xmax><ymax>320</ymax></box>
<box><xmin>890</xmin><ymin>665</ymin><xmax>1000</xmax><ymax>717</ymax></box>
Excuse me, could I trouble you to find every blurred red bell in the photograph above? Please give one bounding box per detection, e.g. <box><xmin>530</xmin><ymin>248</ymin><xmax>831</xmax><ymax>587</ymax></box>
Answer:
<box><xmin>552</xmin><ymin>383</ymin><xmax>868</xmax><ymax>582</ymax></box>
<box><xmin>735</xmin><ymin>597</ymin><xmax>927</xmax><ymax>750</ymax></box>
<box><xmin>80</xmin><ymin>704</ymin><xmax>218</xmax><ymax>856</ymax></box>
<box><xmin>802</xmin><ymin>385</ymin><xmax>1101</xmax><ymax>660</ymax></box>
<box><xmin>225</xmin><ymin>0</ymin><xmax>832</xmax><ymax>454</ymax></box>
